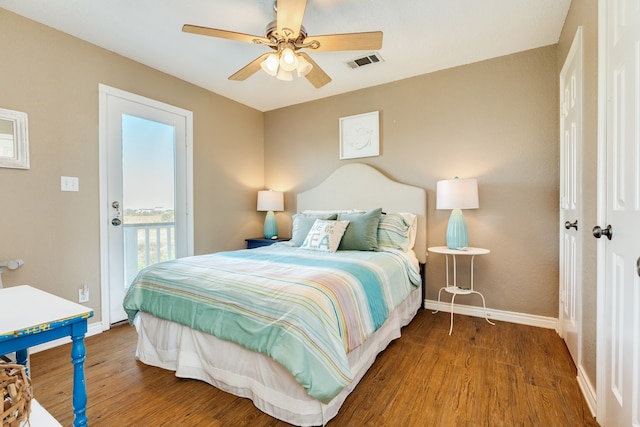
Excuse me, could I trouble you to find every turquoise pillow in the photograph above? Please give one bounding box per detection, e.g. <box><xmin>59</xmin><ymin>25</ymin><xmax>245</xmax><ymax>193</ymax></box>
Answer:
<box><xmin>337</xmin><ymin>208</ymin><xmax>382</xmax><ymax>251</ymax></box>
<box><xmin>290</xmin><ymin>213</ymin><xmax>338</xmax><ymax>246</ymax></box>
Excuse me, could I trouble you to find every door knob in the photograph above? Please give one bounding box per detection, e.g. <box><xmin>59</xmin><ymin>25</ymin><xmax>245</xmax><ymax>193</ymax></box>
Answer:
<box><xmin>111</xmin><ymin>200</ymin><xmax>122</xmax><ymax>226</ymax></box>
<box><xmin>564</xmin><ymin>220</ymin><xmax>578</xmax><ymax>230</ymax></box>
<box><xmin>592</xmin><ymin>225</ymin><xmax>613</xmax><ymax>240</ymax></box>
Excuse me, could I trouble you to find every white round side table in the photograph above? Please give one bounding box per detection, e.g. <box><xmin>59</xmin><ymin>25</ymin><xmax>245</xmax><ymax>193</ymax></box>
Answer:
<box><xmin>428</xmin><ymin>246</ymin><xmax>495</xmax><ymax>335</ymax></box>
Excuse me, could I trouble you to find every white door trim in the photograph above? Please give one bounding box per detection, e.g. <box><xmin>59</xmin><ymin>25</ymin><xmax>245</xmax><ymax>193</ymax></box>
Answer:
<box><xmin>98</xmin><ymin>84</ymin><xmax>194</xmax><ymax>330</ymax></box>
<box><xmin>595</xmin><ymin>0</ymin><xmax>607</xmax><ymax>421</ymax></box>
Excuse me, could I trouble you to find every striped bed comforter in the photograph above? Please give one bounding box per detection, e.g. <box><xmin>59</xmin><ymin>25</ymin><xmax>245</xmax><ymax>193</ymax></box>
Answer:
<box><xmin>123</xmin><ymin>245</ymin><xmax>421</xmax><ymax>403</ymax></box>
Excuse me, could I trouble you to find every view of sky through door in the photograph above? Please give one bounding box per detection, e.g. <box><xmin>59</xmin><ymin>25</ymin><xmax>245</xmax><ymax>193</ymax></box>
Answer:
<box><xmin>121</xmin><ymin>113</ymin><xmax>176</xmax><ymax>277</ymax></box>
<box><xmin>122</xmin><ymin>114</ymin><xmax>175</xmax><ymax>211</ymax></box>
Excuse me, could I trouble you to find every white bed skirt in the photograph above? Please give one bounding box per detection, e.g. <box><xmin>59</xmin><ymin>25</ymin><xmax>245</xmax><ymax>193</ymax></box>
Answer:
<box><xmin>133</xmin><ymin>287</ymin><xmax>421</xmax><ymax>426</ymax></box>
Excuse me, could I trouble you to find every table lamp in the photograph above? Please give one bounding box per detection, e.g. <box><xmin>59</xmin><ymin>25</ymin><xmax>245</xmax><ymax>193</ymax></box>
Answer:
<box><xmin>257</xmin><ymin>190</ymin><xmax>284</xmax><ymax>239</ymax></box>
<box><xmin>436</xmin><ymin>177</ymin><xmax>479</xmax><ymax>249</ymax></box>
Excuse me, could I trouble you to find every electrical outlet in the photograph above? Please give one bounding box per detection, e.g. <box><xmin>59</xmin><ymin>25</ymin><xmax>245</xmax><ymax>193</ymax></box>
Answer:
<box><xmin>79</xmin><ymin>284</ymin><xmax>89</xmax><ymax>303</ymax></box>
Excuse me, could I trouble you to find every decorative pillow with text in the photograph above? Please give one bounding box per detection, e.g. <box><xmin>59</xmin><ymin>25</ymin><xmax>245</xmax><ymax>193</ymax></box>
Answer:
<box><xmin>290</xmin><ymin>213</ymin><xmax>338</xmax><ymax>246</ymax></box>
<box><xmin>301</xmin><ymin>219</ymin><xmax>350</xmax><ymax>253</ymax></box>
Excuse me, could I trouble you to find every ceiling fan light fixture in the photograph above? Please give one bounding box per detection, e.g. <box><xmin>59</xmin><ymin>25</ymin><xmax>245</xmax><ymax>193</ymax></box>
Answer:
<box><xmin>279</xmin><ymin>47</ymin><xmax>298</xmax><ymax>71</ymax></box>
<box><xmin>184</xmin><ymin>0</ymin><xmax>380</xmax><ymax>89</ymax></box>
<box><xmin>261</xmin><ymin>53</ymin><xmax>279</xmax><ymax>77</ymax></box>
<box><xmin>296</xmin><ymin>55</ymin><xmax>313</xmax><ymax>77</ymax></box>
<box><xmin>276</xmin><ymin>68</ymin><xmax>293</xmax><ymax>81</ymax></box>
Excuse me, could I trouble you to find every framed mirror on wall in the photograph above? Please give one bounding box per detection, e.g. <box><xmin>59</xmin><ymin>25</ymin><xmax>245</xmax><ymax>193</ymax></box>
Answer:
<box><xmin>0</xmin><ymin>107</ymin><xmax>29</xmax><ymax>169</ymax></box>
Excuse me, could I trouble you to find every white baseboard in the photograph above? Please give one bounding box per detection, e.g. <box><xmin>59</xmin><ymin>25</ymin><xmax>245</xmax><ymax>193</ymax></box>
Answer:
<box><xmin>30</xmin><ymin>322</ymin><xmax>104</xmax><ymax>354</ymax></box>
<box><xmin>424</xmin><ymin>299</ymin><xmax>558</xmax><ymax>329</ymax></box>
<box><xmin>577</xmin><ymin>364</ymin><xmax>597</xmax><ymax>418</ymax></box>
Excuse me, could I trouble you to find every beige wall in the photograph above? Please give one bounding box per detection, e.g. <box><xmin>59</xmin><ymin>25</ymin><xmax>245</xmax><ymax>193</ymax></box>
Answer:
<box><xmin>1</xmin><ymin>7</ymin><xmax>579</xmax><ymax>328</ymax></box>
<box><xmin>0</xmin><ymin>10</ymin><xmax>265</xmax><ymax>323</ymax></box>
<box><xmin>265</xmin><ymin>45</ymin><xmax>560</xmax><ymax>318</ymax></box>
<box><xmin>557</xmin><ymin>0</ymin><xmax>599</xmax><ymax>390</ymax></box>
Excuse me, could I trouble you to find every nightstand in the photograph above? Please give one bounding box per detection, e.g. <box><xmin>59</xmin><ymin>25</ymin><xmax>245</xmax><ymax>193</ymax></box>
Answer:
<box><xmin>428</xmin><ymin>246</ymin><xmax>495</xmax><ymax>334</ymax></box>
<box><xmin>245</xmin><ymin>237</ymin><xmax>290</xmax><ymax>249</ymax></box>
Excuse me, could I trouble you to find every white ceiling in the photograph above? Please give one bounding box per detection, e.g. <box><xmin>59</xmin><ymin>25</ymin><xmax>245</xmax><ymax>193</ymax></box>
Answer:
<box><xmin>0</xmin><ymin>0</ymin><xmax>571</xmax><ymax>112</ymax></box>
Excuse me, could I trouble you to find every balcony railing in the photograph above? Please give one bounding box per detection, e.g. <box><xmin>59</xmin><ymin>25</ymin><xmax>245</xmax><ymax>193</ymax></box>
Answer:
<box><xmin>124</xmin><ymin>222</ymin><xmax>175</xmax><ymax>286</ymax></box>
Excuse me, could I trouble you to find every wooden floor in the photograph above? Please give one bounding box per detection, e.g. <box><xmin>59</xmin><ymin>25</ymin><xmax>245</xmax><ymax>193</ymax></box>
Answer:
<box><xmin>30</xmin><ymin>310</ymin><xmax>599</xmax><ymax>426</ymax></box>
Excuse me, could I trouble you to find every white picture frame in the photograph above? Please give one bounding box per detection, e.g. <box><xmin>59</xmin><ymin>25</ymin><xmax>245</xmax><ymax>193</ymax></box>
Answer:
<box><xmin>339</xmin><ymin>111</ymin><xmax>379</xmax><ymax>159</ymax></box>
<box><xmin>0</xmin><ymin>107</ymin><xmax>30</xmax><ymax>169</ymax></box>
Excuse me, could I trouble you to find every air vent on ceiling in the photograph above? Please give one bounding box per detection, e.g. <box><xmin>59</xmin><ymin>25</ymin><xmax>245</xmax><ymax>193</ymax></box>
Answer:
<box><xmin>346</xmin><ymin>52</ymin><xmax>384</xmax><ymax>69</ymax></box>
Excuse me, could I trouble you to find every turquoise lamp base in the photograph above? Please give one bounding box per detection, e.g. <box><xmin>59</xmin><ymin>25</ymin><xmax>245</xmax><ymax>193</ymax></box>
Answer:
<box><xmin>446</xmin><ymin>209</ymin><xmax>469</xmax><ymax>249</ymax></box>
<box><xmin>263</xmin><ymin>210</ymin><xmax>278</xmax><ymax>239</ymax></box>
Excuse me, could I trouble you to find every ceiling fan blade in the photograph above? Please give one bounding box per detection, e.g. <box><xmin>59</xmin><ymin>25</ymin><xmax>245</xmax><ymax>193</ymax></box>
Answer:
<box><xmin>228</xmin><ymin>53</ymin><xmax>272</xmax><ymax>81</ymax></box>
<box><xmin>298</xmin><ymin>52</ymin><xmax>331</xmax><ymax>88</ymax></box>
<box><xmin>303</xmin><ymin>31</ymin><xmax>383</xmax><ymax>52</ymax></box>
<box><xmin>183</xmin><ymin>24</ymin><xmax>271</xmax><ymax>45</ymax></box>
<box><xmin>277</xmin><ymin>0</ymin><xmax>307</xmax><ymax>40</ymax></box>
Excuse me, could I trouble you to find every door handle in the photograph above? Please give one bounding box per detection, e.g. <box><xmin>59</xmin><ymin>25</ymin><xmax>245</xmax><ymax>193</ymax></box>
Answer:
<box><xmin>592</xmin><ymin>225</ymin><xmax>613</xmax><ymax>240</ymax></box>
<box><xmin>111</xmin><ymin>200</ymin><xmax>122</xmax><ymax>227</ymax></box>
<box><xmin>564</xmin><ymin>220</ymin><xmax>578</xmax><ymax>230</ymax></box>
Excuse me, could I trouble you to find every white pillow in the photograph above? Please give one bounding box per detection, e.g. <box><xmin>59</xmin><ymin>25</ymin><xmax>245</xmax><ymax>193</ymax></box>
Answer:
<box><xmin>398</xmin><ymin>212</ymin><xmax>418</xmax><ymax>249</ymax></box>
<box><xmin>301</xmin><ymin>219</ymin><xmax>350</xmax><ymax>253</ymax></box>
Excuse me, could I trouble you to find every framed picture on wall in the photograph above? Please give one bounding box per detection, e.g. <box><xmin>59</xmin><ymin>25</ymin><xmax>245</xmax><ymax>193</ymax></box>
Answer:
<box><xmin>0</xmin><ymin>107</ymin><xmax>29</xmax><ymax>169</ymax></box>
<box><xmin>339</xmin><ymin>111</ymin><xmax>379</xmax><ymax>159</ymax></box>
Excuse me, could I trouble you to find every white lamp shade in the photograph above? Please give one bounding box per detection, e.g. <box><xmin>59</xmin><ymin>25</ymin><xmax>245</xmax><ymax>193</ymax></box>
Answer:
<box><xmin>296</xmin><ymin>55</ymin><xmax>313</xmax><ymax>77</ymax></box>
<box><xmin>436</xmin><ymin>178</ymin><xmax>479</xmax><ymax>210</ymax></box>
<box><xmin>276</xmin><ymin>68</ymin><xmax>293</xmax><ymax>81</ymax></box>
<box><xmin>260</xmin><ymin>54</ymin><xmax>279</xmax><ymax>77</ymax></box>
<box><xmin>279</xmin><ymin>47</ymin><xmax>298</xmax><ymax>71</ymax></box>
<box><xmin>257</xmin><ymin>190</ymin><xmax>284</xmax><ymax>212</ymax></box>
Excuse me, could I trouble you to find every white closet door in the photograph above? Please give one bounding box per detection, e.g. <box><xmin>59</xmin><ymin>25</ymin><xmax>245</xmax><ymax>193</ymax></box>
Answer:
<box><xmin>599</xmin><ymin>0</ymin><xmax>640</xmax><ymax>425</ymax></box>
<box><xmin>559</xmin><ymin>27</ymin><xmax>583</xmax><ymax>368</ymax></box>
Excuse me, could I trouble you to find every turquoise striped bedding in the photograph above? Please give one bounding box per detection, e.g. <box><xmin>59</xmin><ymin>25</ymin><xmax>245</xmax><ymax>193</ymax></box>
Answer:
<box><xmin>123</xmin><ymin>245</ymin><xmax>421</xmax><ymax>403</ymax></box>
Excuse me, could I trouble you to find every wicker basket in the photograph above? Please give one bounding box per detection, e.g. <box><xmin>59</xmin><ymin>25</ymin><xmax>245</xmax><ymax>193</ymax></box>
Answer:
<box><xmin>1</xmin><ymin>363</ymin><xmax>32</xmax><ymax>427</ymax></box>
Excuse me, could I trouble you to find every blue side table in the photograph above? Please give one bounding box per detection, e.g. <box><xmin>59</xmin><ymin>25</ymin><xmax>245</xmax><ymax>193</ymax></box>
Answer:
<box><xmin>245</xmin><ymin>237</ymin><xmax>290</xmax><ymax>249</ymax></box>
<box><xmin>0</xmin><ymin>285</ymin><xmax>94</xmax><ymax>426</ymax></box>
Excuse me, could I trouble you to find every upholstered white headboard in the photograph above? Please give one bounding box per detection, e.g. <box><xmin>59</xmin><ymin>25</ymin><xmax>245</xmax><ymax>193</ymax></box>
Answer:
<box><xmin>297</xmin><ymin>164</ymin><xmax>427</xmax><ymax>263</ymax></box>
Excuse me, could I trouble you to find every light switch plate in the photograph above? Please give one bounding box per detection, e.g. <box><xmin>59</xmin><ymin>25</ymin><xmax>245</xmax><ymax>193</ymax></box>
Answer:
<box><xmin>61</xmin><ymin>176</ymin><xmax>79</xmax><ymax>192</ymax></box>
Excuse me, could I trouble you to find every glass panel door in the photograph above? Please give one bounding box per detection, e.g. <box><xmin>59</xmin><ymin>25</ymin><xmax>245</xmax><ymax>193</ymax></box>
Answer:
<box><xmin>122</xmin><ymin>114</ymin><xmax>177</xmax><ymax>286</ymax></box>
<box><xmin>99</xmin><ymin>84</ymin><xmax>193</xmax><ymax>325</ymax></box>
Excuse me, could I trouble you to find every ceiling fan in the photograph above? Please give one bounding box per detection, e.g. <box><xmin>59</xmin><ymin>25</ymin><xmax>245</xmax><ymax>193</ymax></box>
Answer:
<box><xmin>182</xmin><ymin>0</ymin><xmax>383</xmax><ymax>88</ymax></box>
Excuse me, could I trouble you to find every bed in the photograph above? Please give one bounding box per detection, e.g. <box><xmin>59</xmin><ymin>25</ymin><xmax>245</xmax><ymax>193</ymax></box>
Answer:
<box><xmin>123</xmin><ymin>163</ymin><xmax>427</xmax><ymax>426</ymax></box>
